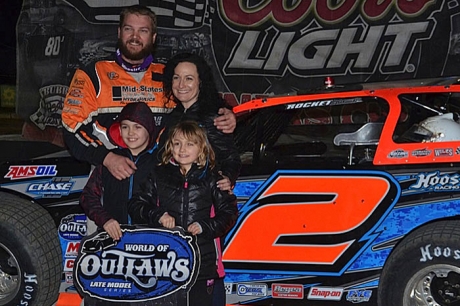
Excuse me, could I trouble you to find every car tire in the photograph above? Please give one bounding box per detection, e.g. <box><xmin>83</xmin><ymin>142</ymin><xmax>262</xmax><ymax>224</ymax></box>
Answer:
<box><xmin>0</xmin><ymin>193</ymin><xmax>62</xmax><ymax>306</ymax></box>
<box><xmin>378</xmin><ymin>220</ymin><xmax>460</xmax><ymax>306</ymax></box>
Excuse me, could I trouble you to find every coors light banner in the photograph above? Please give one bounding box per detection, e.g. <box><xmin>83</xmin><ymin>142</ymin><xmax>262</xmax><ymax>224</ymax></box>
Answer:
<box><xmin>16</xmin><ymin>0</ymin><xmax>460</xmax><ymax>143</ymax></box>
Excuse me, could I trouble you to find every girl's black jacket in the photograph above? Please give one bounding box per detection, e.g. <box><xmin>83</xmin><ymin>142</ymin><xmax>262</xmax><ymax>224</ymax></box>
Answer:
<box><xmin>128</xmin><ymin>162</ymin><xmax>238</xmax><ymax>280</ymax></box>
<box><xmin>157</xmin><ymin>101</ymin><xmax>241</xmax><ymax>186</ymax></box>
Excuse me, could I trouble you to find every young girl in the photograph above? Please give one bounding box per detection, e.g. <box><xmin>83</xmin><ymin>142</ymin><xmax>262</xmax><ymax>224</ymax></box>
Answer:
<box><xmin>128</xmin><ymin>120</ymin><xmax>238</xmax><ymax>306</ymax></box>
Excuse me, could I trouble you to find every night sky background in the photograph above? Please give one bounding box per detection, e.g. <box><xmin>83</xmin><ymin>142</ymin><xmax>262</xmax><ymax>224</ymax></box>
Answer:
<box><xmin>0</xmin><ymin>0</ymin><xmax>23</xmax><ymax>85</ymax></box>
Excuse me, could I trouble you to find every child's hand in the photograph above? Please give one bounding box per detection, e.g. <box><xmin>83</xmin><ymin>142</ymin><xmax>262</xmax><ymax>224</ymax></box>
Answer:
<box><xmin>103</xmin><ymin>219</ymin><xmax>122</xmax><ymax>240</ymax></box>
<box><xmin>159</xmin><ymin>212</ymin><xmax>175</xmax><ymax>228</ymax></box>
<box><xmin>188</xmin><ymin>222</ymin><xmax>202</xmax><ymax>235</ymax></box>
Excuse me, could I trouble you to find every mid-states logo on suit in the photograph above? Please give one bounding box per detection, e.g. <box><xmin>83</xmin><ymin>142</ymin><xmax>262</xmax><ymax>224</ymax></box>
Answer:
<box><xmin>74</xmin><ymin>226</ymin><xmax>199</xmax><ymax>302</ymax></box>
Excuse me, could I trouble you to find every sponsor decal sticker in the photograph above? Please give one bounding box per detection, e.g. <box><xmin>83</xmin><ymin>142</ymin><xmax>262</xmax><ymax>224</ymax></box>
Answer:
<box><xmin>409</xmin><ymin>171</ymin><xmax>460</xmax><ymax>192</ymax></box>
<box><xmin>224</xmin><ymin>283</ymin><xmax>233</xmax><ymax>295</ymax></box>
<box><xmin>66</xmin><ymin>98</ymin><xmax>81</xmax><ymax>105</ymax></box>
<box><xmin>66</xmin><ymin>241</ymin><xmax>81</xmax><ymax>257</ymax></box>
<box><xmin>307</xmin><ymin>286</ymin><xmax>343</xmax><ymax>301</ymax></box>
<box><xmin>107</xmin><ymin>72</ymin><xmax>119</xmax><ymax>80</ymax></box>
<box><xmin>111</xmin><ymin>85</ymin><xmax>161</xmax><ymax>103</ymax></box>
<box><xmin>434</xmin><ymin>148</ymin><xmax>454</xmax><ymax>157</ymax></box>
<box><xmin>411</xmin><ymin>148</ymin><xmax>431</xmax><ymax>157</ymax></box>
<box><xmin>5</xmin><ymin>165</ymin><xmax>58</xmax><ymax>180</ymax></box>
<box><xmin>388</xmin><ymin>149</ymin><xmax>408</xmax><ymax>158</ymax></box>
<box><xmin>65</xmin><ymin>272</ymin><xmax>74</xmax><ymax>284</ymax></box>
<box><xmin>64</xmin><ymin>258</ymin><xmax>75</xmax><ymax>272</ymax></box>
<box><xmin>68</xmin><ymin>88</ymin><xmax>83</xmax><ymax>97</ymax></box>
<box><xmin>237</xmin><ymin>283</ymin><xmax>267</xmax><ymax>296</ymax></box>
<box><xmin>272</xmin><ymin>283</ymin><xmax>304</xmax><ymax>299</ymax></box>
<box><xmin>285</xmin><ymin>98</ymin><xmax>362</xmax><ymax>110</ymax></box>
<box><xmin>73</xmin><ymin>78</ymin><xmax>85</xmax><ymax>88</ymax></box>
<box><xmin>59</xmin><ymin>214</ymin><xmax>87</xmax><ymax>240</ymax></box>
<box><xmin>26</xmin><ymin>177</ymin><xmax>74</xmax><ymax>198</ymax></box>
<box><xmin>346</xmin><ymin>289</ymin><xmax>372</xmax><ymax>303</ymax></box>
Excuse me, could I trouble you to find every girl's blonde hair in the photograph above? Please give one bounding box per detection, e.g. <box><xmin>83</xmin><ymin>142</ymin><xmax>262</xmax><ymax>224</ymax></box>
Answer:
<box><xmin>161</xmin><ymin>121</ymin><xmax>215</xmax><ymax>169</ymax></box>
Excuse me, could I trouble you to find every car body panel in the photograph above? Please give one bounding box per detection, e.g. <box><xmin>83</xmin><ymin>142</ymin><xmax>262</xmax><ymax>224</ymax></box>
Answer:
<box><xmin>2</xmin><ymin>77</ymin><xmax>460</xmax><ymax>305</ymax></box>
<box><xmin>222</xmin><ymin>77</ymin><xmax>460</xmax><ymax>304</ymax></box>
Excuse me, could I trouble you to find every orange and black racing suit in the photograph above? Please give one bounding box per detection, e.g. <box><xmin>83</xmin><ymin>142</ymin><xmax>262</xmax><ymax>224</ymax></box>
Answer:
<box><xmin>62</xmin><ymin>59</ymin><xmax>175</xmax><ymax>165</ymax></box>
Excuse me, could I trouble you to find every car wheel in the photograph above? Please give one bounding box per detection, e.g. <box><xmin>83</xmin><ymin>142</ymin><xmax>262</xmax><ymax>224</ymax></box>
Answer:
<box><xmin>378</xmin><ymin>220</ymin><xmax>460</xmax><ymax>306</ymax></box>
<box><xmin>0</xmin><ymin>193</ymin><xmax>62</xmax><ymax>306</ymax></box>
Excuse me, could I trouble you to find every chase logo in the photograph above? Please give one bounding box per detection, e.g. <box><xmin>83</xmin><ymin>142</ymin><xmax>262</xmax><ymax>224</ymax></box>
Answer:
<box><xmin>27</xmin><ymin>177</ymin><xmax>74</xmax><ymax>198</ymax></box>
<box><xmin>74</xmin><ymin>227</ymin><xmax>199</xmax><ymax>303</ymax></box>
<box><xmin>5</xmin><ymin>165</ymin><xmax>58</xmax><ymax>180</ymax></box>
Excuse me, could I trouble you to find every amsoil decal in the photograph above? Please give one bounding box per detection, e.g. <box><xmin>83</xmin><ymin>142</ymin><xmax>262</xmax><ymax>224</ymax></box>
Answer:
<box><xmin>5</xmin><ymin>165</ymin><xmax>57</xmax><ymax>180</ymax></box>
<box><xmin>74</xmin><ymin>227</ymin><xmax>199</xmax><ymax>302</ymax></box>
<box><xmin>16</xmin><ymin>0</ymin><xmax>460</xmax><ymax>143</ymax></box>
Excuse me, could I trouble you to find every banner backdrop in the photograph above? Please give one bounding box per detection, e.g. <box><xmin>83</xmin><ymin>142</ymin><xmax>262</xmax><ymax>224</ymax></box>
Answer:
<box><xmin>16</xmin><ymin>0</ymin><xmax>460</xmax><ymax>143</ymax></box>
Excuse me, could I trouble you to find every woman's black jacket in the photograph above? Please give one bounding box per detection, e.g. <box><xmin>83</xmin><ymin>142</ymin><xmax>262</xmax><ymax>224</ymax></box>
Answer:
<box><xmin>157</xmin><ymin>102</ymin><xmax>241</xmax><ymax>185</ymax></box>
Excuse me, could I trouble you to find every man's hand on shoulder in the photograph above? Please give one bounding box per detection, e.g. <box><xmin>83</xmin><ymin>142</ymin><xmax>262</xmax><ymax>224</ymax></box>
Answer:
<box><xmin>103</xmin><ymin>152</ymin><xmax>137</xmax><ymax>180</ymax></box>
<box><xmin>214</xmin><ymin>107</ymin><xmax>236</xmax><ymax>133</ymax></box>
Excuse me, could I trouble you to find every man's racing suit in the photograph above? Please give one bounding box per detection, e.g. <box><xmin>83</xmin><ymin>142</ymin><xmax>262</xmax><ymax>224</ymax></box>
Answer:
<box><xmin>61</xmin><ymin>59</ymin><xmax>175</xmax><ymax>165</ymax></box>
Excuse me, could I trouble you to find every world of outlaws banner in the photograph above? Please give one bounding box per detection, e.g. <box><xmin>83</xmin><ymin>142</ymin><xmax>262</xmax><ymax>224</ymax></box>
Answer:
<box><xmin>16</xmin><ymin>0</ymin><xmax>460</xmax><ymax>144</ymax></box>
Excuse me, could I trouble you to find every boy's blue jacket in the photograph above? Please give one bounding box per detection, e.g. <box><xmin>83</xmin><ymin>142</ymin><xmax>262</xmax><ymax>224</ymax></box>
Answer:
<box><xmin>79</xmin><ymin>102</ymin><xmax>157</xmax><ymax>227</ymax></box>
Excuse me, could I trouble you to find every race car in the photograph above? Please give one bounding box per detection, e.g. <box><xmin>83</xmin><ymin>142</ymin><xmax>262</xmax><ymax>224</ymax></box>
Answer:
<box><xmin>2</xmin><ymin>76</ymin><xmax>460</xmax><ymax>305</ymax></box>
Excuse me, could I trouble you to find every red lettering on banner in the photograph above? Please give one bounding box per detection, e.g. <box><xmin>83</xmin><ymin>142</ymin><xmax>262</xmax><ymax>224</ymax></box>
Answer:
<box><xmin>221</xmin><ymin>0</ymin><xmax>436</xmax><ymax>26</ymax></box>
<box><xmin>315</xmin><ymin>0</ymin><xmax>359</xmax><ymax>22</ymax></box>
<box><xmin>221</xmin><ymin>0</ymin><xmax>314</xmax><ymax>26</ymax></box>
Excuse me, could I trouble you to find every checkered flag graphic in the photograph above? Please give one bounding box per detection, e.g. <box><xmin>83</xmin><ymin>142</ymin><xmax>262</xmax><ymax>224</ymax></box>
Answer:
<box><xmin>66</xmin><ymin>0</ymin><xmax>208</xmax><ymax>28</ymax></box>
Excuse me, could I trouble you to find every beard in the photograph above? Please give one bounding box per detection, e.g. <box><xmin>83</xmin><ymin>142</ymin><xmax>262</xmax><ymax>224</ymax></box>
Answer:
<box><xmin>117</xmin><ymin>37</ymin><xmax>154</xmax><ymax>62</ymax></box>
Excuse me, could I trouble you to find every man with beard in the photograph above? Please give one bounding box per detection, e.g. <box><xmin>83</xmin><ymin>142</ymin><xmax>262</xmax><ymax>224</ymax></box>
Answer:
<box><xmin>61</xmin><ymin>5</ymin><xmax>236</xmax><ymax>180</ymax></box>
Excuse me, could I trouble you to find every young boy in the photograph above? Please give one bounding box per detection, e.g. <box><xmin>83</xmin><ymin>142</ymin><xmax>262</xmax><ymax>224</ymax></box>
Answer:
<box><xmin>79</xmin><ymin>102</ymin><xmax>157</xmax><ymax>240</ymax></box>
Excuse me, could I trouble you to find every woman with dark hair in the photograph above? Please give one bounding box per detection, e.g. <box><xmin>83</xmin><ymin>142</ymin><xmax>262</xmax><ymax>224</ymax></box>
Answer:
<box><xmin>160</xmin><ymin>52</ymin><xmax>241</xmax><ymax>189</ymax></box>
<box><xmin>160</xmin><ymin>52</ymin><xmax>241</xmax><ymax>305</ymax></box>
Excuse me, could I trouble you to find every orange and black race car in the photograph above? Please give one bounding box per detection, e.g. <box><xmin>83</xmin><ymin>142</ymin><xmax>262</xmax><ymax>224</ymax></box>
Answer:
<box><xmin>224</xmin><ymin>76</ymin><xmax>460</xmax><ymax>305</ymax></box>
<box><xmin>2</xmin><ymin>77</ymin><xmax>460</xmax><ymax>306</ymax></box>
